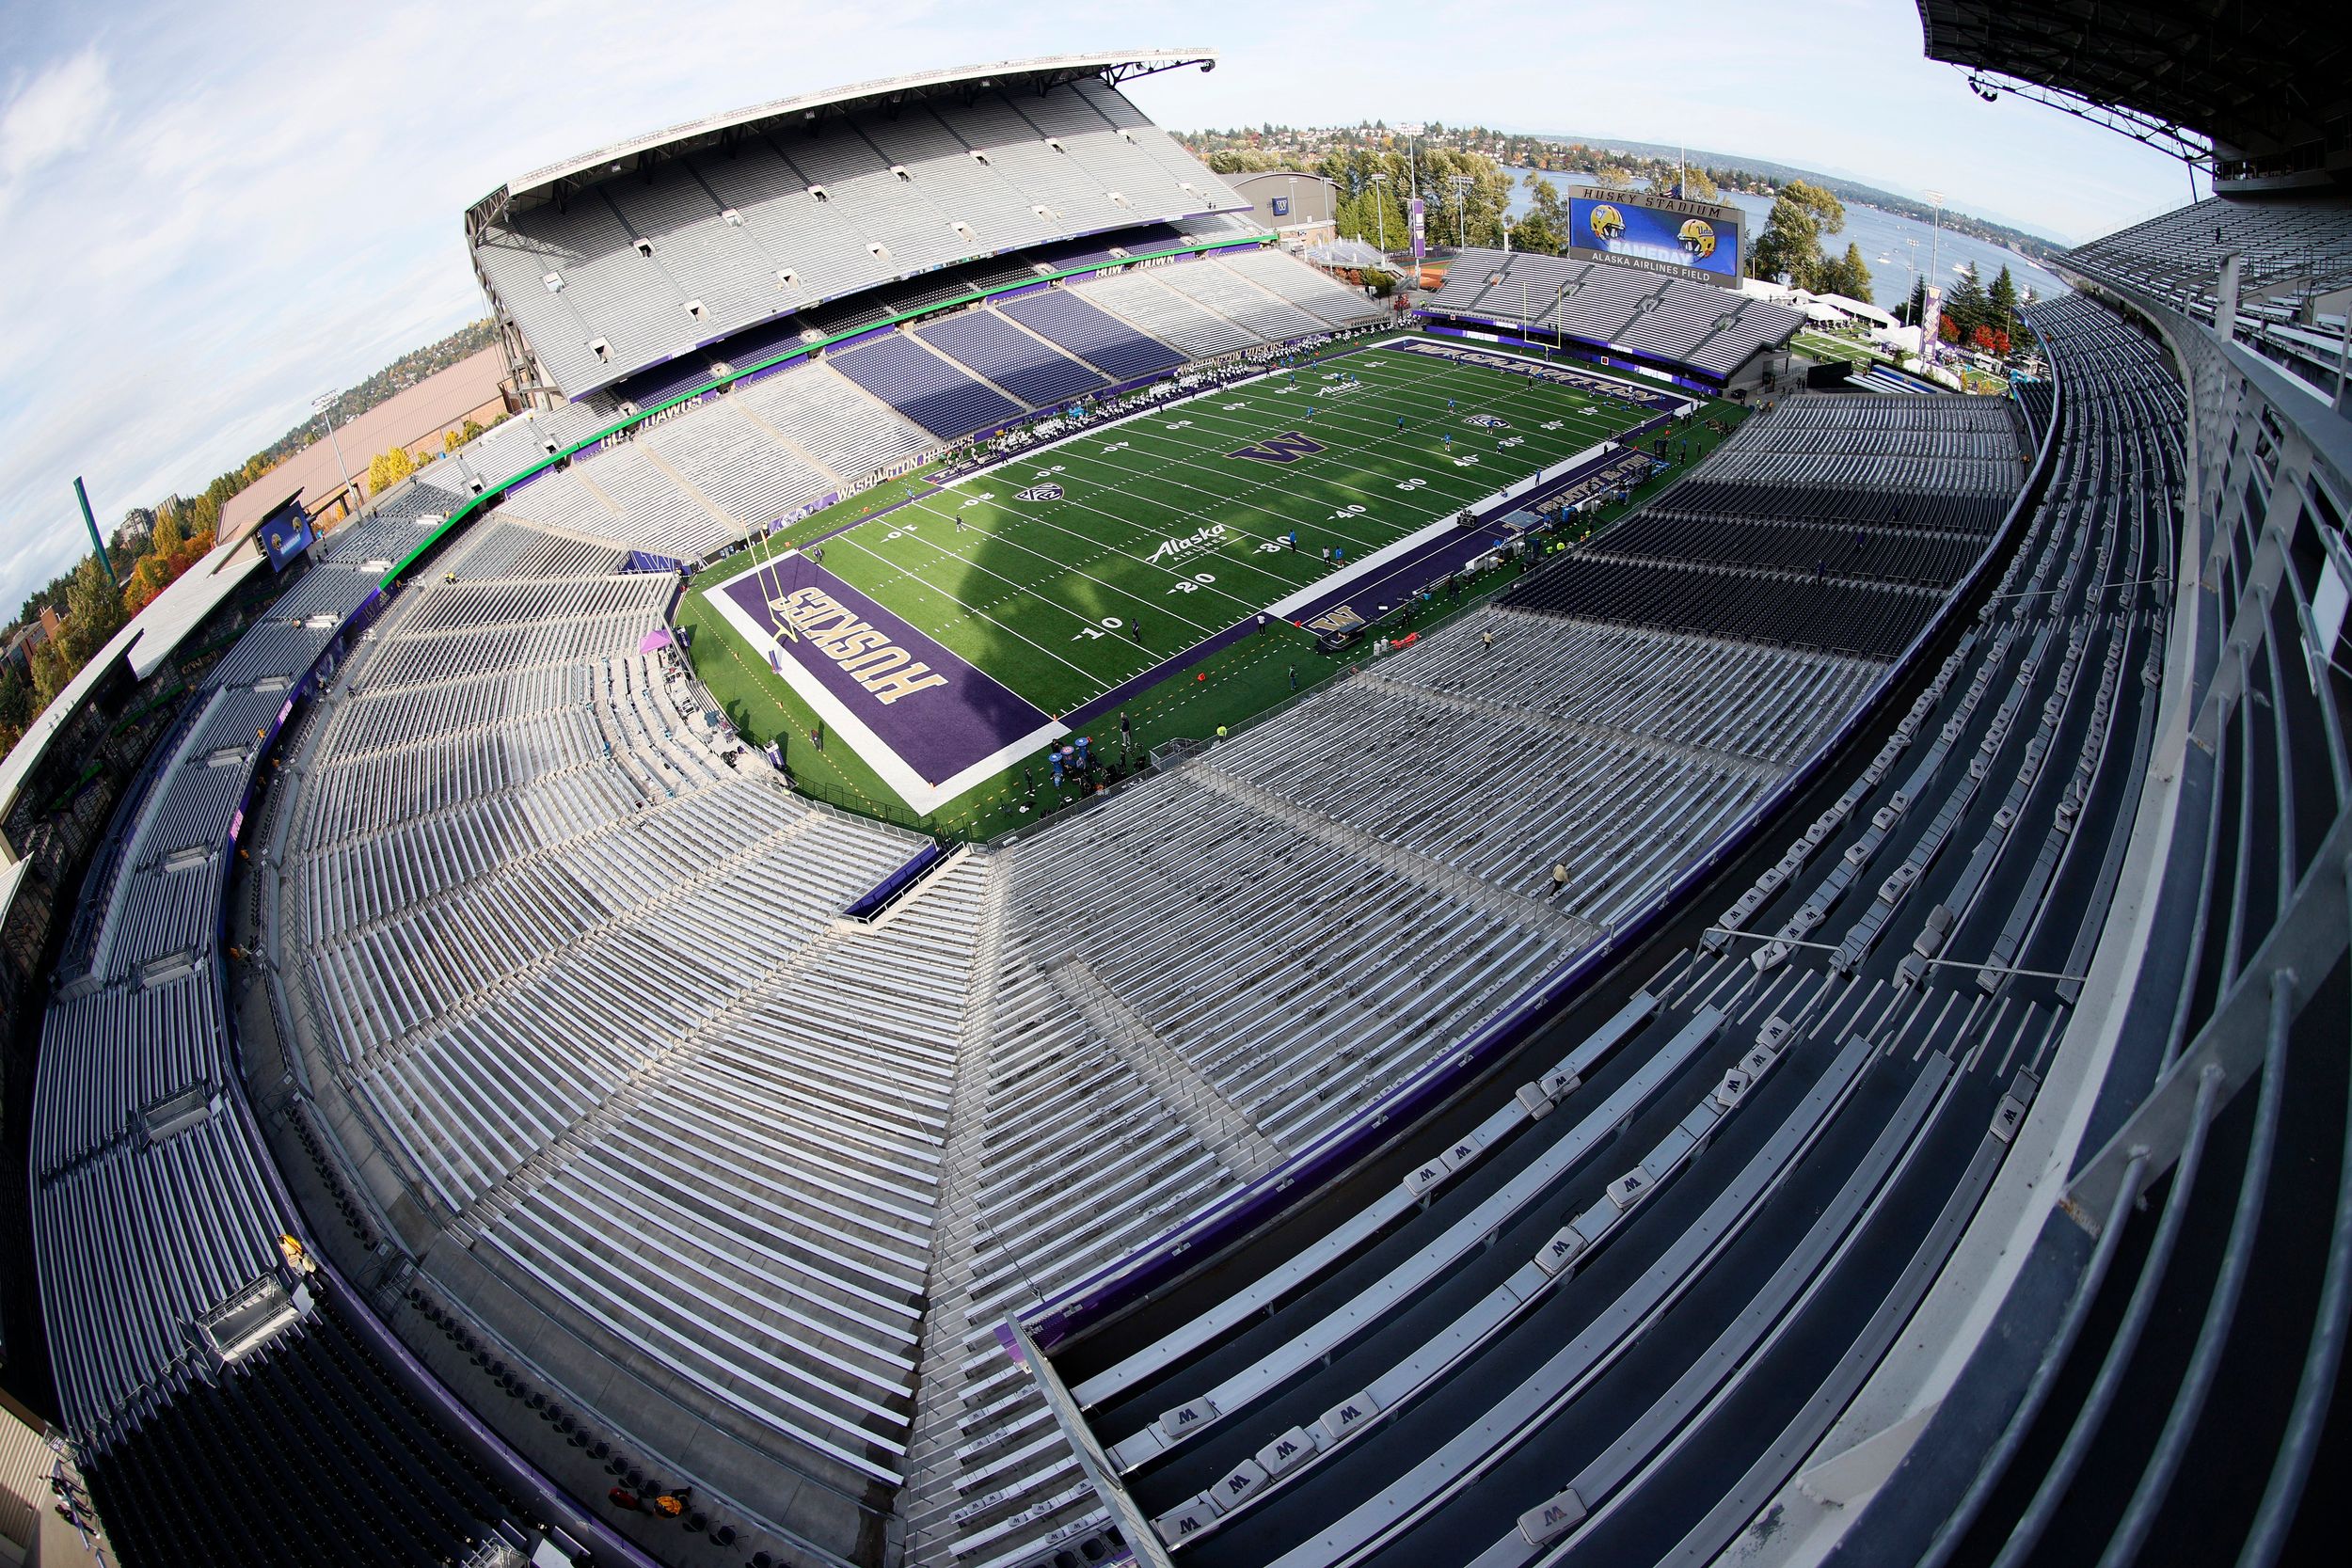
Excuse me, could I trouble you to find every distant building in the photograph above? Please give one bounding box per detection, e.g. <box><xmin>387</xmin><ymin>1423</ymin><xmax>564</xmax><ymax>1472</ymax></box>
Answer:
<box><xmin>216</xmin><ymin>347</ymin><xmax>512</xmax><ymax>544</ymax></box>
<box><xmin>1229</xmin><ymin>170</ymin><xmax>1339</xmax><ymax>249</ymax></box>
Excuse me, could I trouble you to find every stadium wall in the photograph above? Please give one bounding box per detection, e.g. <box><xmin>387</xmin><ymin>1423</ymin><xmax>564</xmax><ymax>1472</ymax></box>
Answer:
<box><xmin>1019</xmin><ymin>322</ymin><xmax>2066</xmax><ymax>1352</ymax></box>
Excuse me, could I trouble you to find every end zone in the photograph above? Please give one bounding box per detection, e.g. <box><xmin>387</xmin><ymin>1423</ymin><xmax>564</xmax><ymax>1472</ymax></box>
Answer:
<box><xmin>708</xmin><ymin>556</ymin><xmax>1064</xmax><ymax>815</ymax></box>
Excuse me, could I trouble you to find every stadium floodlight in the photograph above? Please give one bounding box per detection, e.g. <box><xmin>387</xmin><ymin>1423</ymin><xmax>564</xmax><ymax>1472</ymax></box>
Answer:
<box><xmin>310</xmin><ymin>391</ymin><xmax>355</xmax><ymax>511</ymax></box>
<box><xmin>1370</xmin><ymin>171</ymin><xmax>1390</xmax><ymax>256</ymax></box>
<box><xmin>1449</xmin><ymin>173</ymin><xmax>1474</xmax><ymax>247</ymax></box>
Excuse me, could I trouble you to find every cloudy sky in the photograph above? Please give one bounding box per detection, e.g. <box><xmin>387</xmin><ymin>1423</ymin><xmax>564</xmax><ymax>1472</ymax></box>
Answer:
<box><xmin>0</xmin><ymin>0</ymin><xmax>2188</xmax><ymax>614</ymax></box>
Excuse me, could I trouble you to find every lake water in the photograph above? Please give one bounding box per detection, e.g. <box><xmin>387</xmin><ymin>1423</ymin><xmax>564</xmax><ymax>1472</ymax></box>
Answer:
<box><xmin>1495</xmin><ymin>179</ymin><xmax>2072</xmax><ymax>307</ymax></box>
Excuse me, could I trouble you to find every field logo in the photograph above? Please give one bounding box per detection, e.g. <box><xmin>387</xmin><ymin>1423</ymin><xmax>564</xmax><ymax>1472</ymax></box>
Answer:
<box><xmin>767</xmin><ymin>586</ymin><xmax>949</xmax><ymax>705</ymax></box>
<box><xmin>1148</xmin><ymin>523</ymin><xmax>1228</xmax><ymax>564</ymax></box>
<box><xmin>1465</xmin><ymin>413</ymin><xmax>1509</xmax><ymax>429</ymax></box>
<box><xmin>1230</xmin><ymin>430</ymin><xmax>1326</xmax><ymax>466</ymax></box>
<box><xmin>1016</xmin><ymin>483</ymin><xmax>1064</xmax><ymax>502</ymax></box>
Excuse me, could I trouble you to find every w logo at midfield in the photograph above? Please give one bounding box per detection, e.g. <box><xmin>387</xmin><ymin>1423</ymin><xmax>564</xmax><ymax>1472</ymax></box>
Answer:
<box><xmin>1230</xmin><ymin>431</ymin><xmax>1327</xmax><ymax>466</ymax></box>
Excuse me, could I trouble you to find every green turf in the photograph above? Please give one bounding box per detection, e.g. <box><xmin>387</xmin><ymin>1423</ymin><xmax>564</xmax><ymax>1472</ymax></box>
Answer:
<box><xmin>715</xmin><ymin>343</ymin><xmax>1647</xmax><ymax>718</ymax></box>
<box><xmin>680</xmin><ymin>337</ymin><xmax>1750</xmax><ymax>839</ymax></box>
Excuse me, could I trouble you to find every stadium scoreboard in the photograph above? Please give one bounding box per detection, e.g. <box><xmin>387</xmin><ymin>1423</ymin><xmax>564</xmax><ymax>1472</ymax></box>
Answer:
<box><xmin>1566</xmin><ymin>186</ymin><xmax>1744</xmax><ymax>288</ymax></box>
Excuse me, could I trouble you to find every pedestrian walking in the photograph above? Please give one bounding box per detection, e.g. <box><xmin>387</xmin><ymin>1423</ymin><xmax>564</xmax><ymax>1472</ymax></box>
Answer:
<box><xmin>1288</xmin><ymin>663</ymin><xmax>1298</xmax><ymax>691</ymax></box>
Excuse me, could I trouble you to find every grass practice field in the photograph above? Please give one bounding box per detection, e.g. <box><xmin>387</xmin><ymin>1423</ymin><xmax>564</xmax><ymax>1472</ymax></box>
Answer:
<box><xmin>682</xmin><ymin>337</ymin><xmax>1733</xmax><ymax>837</ymax></box>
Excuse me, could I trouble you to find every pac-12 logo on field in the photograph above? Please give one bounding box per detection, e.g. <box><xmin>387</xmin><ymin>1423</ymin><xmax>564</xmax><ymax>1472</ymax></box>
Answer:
<box><xmin>1016</xmin><ymin>483</ymin><xmax>1064</xmax><ymax>502</ymax></box>
<box><xmin>1465</xmin><ymin>414</ymin><xmax>1509</xmax><ymax>429</ymax></box>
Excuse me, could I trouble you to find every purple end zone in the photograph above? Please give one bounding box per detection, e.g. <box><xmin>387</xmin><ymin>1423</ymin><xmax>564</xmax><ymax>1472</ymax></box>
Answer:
<box><xmin>720</xmin><ymin>556</ymin><xmax>1054</xmax><ymax>786</ymax></box>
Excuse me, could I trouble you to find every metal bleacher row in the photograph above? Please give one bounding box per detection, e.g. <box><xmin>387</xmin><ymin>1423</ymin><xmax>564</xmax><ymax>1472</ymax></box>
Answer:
<box><xmin>230</xmin><ymin>441</ymin><xmax>1952</xmax><ymax>1568</ymax></box>
<box><xmin>1504</xmin><ymin>391</ymin><xmax>2024</xmax><ymax>659</ymax></box>
<box><xmin>2063</xmin><ymin>193</ymin><xmax>2352</xmax><ymax>388</ymax></box>
<box><xmin>1055</xmin><ymin>288</ymin><xmax>2194</xmax><ymax>1568</ymax></box>
<box><xmin>891</xmin><ymin>611</ymin><xmax>1901</xmax><ymax>1564</ymax></box>
<box><xmin>473</xmin><ymin>76</ymin><xmax>1254</xmax><ymax>399</ymax></box>
<box><xmin>265</xmin><ymin>516</ymin><xmax>995</xmax><ymax>1558</ymax></box>
<box><xmin>1421</xmin><ymin>246</ymin><xmax>1807</xmax><ymax>377</ymax></box>
<box><xmin>27</xmin><ymin>539</ymin><xmax>568</xmax><ymax>1561</ymax></box>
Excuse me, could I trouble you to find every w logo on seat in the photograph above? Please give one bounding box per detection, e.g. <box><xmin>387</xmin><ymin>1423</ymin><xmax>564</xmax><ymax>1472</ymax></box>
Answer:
<box><xmin>1230</xmin><ymin>431</ymin><xmax>1327</xmax><ymax>466</ymax></box>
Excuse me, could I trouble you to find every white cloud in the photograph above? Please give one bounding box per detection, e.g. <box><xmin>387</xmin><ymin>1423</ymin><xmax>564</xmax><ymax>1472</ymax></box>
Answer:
<box><xmin>0</xmin><ymin>47</ymin><xmax>110</xmax><ymax>182</ymax></box>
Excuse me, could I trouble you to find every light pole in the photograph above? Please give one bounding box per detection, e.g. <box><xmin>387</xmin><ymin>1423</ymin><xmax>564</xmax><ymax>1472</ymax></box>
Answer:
<box><xmin>311</xmin><ymin>391</ymin><xmax>354</xmax><ymax>514</ymax></box>
<box><xmin>1925</xmin><ymin>189</ymin><xmax>1944</xmax><ymax>336</ymax></box>
<box><xmin>1370</xmin><ymin>170</ymin><xmax>1390</xmax><ymax>257</ymax></box>
<box><xmin>1450</xmin><ymin>174</ymin><xmax>1473</xmax><ymax>248</ymax></box>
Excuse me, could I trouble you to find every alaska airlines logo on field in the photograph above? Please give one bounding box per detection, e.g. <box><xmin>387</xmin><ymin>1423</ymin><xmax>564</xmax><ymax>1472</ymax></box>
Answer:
<box><xmin>1149</xmin><ymin>523</ymin><xmax>1228</xmax><ymax>564</ymax></box>
<box><xmin>1016</xmin><ymin>483</ymin><xmax>1064</xmax><ymax>502</ymax></box>
<box><xmin>768</xmin><ymin>586</ymin><xmax>949</xmax><ymax>705</ymax></box>
<box><xmin>1230</xmin><ymin>431</ymin><xmax>1327</xmax><ymax>466</ymax></box>
<box><xmin>1465</xmin><ymin>413</ymin><xmax>1509</xmax><ymax>428</ymax></box>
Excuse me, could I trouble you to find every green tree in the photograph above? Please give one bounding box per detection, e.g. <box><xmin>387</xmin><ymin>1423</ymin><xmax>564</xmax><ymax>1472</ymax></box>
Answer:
<box><xmin>1945</xmin><ymin>262</ymin><xmax>1993</xmax><ymax>337</ymax></box>
<box><xmin>1749</xmin><ymin>179</ymin><xmax>1846</xmax><ymax>290</ymax></box>
<box><xmin>1986</xmin><ymin>264</ymin><xmax>2025</xmax><ymax>342</ymax></box>
<box><xmin>1822</xmin><ymin>243</ymin><xmax>1873</xmax><ymax>304</ymax></box>
<box><xmin>61</xmin><ymin>554</ymin><xmax>125</xmax><ymax>667</ymax></box>
<box><xmin>0</xmin><ymin>660</ymin><xmax>32</xmax><ymax>746</ymax></box>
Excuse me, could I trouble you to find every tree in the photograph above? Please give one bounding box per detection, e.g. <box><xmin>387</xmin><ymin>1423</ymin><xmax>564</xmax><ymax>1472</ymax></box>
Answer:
<box><xmin>1645</xmin><ymin>165</ymin><xmax>1719</xmax><ymax>201</ymax></box>
<box><xmin>368</xmin><ymin>444</ymin><xmax>419</xmax><ymax>495</ymax></box>
<box><xmin>1360</xmin><ymin>268</ymin><xmax>1397</xmax><ymax>298</ymax></box>
<box><xmin>1819</xmin><ymin>243</ymin><xmax>1873</xmax><ymax>304</ymax></box>
<box><xmin>1903</xmin><ymin>277</ymin><xmax>1929</xmax><ymax>328</ymax></box>
<box><xmin>1749</xmin><ymin>179</ymin><xmax>1846</xmax><ymax>290</ymax></box>
<box><xmin>1945</xmin><ymin>263</ymin><xmax>1993</xmax><ymax>338</ymax></box>
<box><xmin>1938</xmin><ymin>313</ymin><xmax>1962</xmax><ymax>343</ymax></box>
<box><xmin>0</xmin><ymin>660</ymin><xmax>32</xmax><ymax>752</ymax></box>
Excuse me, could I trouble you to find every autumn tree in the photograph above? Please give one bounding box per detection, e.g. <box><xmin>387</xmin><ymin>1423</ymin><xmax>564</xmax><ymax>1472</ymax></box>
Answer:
<box><xmin>368</xmin><ymin>444</ymin><xmax>419</xmax><ymax>495</ymax></box>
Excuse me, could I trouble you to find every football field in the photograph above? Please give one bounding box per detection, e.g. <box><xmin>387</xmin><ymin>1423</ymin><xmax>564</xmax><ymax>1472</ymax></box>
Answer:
<box><xmin>701</xmin><ymin>339</ymin><xmax>1674</xmax><ymax>810</ymax></box>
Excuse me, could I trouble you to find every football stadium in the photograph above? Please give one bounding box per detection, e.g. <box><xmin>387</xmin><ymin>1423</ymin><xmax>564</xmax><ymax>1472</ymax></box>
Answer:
<box><xmin>0</xmin><ymin>7</ymin><xmax>2347</xmax><ymax>1568</ymax></box>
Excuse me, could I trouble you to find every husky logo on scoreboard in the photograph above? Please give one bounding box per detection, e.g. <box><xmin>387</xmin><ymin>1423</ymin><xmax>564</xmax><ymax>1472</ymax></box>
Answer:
<box><xmin>1465</xmin><ymin>414</ymin><xmax>1509</xmax><ymax>429</ymax></box>
<box><xmin>1230</xmin><ymin>431</ymin><xmax>1327</xmax><ymax>466</ymax></box>
<box><xmin>1016</xmin><ymin>483</ymin><xmax>1064</xmax><ymax>502</ymax></box>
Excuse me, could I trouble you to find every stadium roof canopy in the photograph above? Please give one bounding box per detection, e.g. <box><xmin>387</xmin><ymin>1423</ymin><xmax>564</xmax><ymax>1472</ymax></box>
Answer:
<box><xmin>469</xmin><ymin>50</ymin><xmax>1220</xmax><ymax>230</ymax></box>
<box><xmin>1916</xmin><ymin>1</ymin><xmax>2348</xmax><ymax>182</ymax></box>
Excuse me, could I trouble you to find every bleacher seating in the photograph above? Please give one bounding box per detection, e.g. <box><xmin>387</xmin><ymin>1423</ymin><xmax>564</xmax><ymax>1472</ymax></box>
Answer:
<box><xmin>471</xmin><ymin>73</ymin><xmax>1251</xmax><ymax>400</ymax></box>
<box><xmin>82</xmin><ymin>1299</ymin><xmax>535</xmax><ymax>1568</ymax></box>
<box><xmin>1422</xmin><ymin>246</ymin><xmax>1805</xmax><ymax>377</ymax></box>
<box><xmin>828</xmin><ymin>333</ymin><xmax>1026</xmax><ymax>438</ymax></box>
<box><xmin>915</xmin><ymin>309</ymin><xmax>1108</xmax><ymax>406</ymax></box>
<box><xmin>2066</xmin><ymin>194</ymin><xmax>2352</xmax><ymax>318</ymax></box>
<box><xmin>998</xmin><ymin>287</ymin><xmax>1187</xmax><ymax>380</ymax></box>
<box><xmin>1065</xmin><ymin>268</ymin><xmax>1263</xmax><ymax>357</ymax></box>
<box><xmin>1507</xmin><ymin>392</ymin><xmax>2018</xmax><ymax>659</ymax></box>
